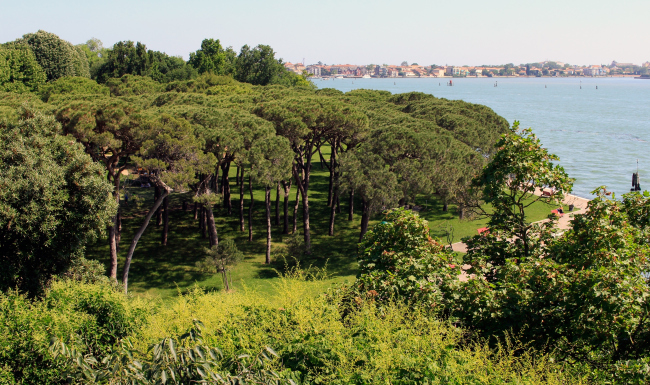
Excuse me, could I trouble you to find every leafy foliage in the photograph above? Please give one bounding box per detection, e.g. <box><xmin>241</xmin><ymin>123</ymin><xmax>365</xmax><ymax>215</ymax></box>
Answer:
<box><xmin>0</xmin><ymin>112</ymin><xmax>117</xmax><ymax>296</ymax></box>
<box><xmin>0</xmin><ymin>280</ymin><xmax>149</xmax><ymax>384</ymax></box>
<box><xmin>188</xmin><ymin>38</ymin><xmax>237</xmax><ymax>76</ymax></box>
<box><xmin>17</xmin><ymin>30</ymin><xmax>90</xmax><ymax>81</ymax></box>
<box><xmin>356</xmin><ymin>208</ymin><xmax>458</xmax><ymax>312</ymax></box>
<box><xmin>0</xmin><ymin>45</ymin><xmax>47</xmax><ymax>92</ymax></box>
<box><xmin>39</xmin><ymin>76</ymin><xmax>109</xmax><ymax>102</ymax></box>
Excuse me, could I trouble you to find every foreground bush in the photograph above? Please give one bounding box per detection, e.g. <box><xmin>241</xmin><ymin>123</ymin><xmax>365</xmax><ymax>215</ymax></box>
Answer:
<box><xmin>0</xmin><ymin>280</ymin><xmax>150</xmax><ymax>384</ymax></box>
<box><xmin>1</xmin><ymin>274</ymin><xmax>585</xmax><ymax>384</ymax></box>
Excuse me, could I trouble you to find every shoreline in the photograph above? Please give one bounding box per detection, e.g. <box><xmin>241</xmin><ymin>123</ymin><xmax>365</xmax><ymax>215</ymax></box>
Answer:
<box><xmin>315</xmin><ymin>74</ymin><xmax>640</xmax><ymax>80</ymax></box>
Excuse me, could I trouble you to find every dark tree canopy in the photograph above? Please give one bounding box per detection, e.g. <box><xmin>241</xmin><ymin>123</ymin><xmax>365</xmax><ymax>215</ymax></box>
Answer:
<box><xmin>235</xmin><ymin>44</ymin><xmax>285</xmax><ymax>86</ymax></box>
<box><xmin>188</xmin><ymin>39</ymin><xmax>237</xmax><ymax>76</ymax></box>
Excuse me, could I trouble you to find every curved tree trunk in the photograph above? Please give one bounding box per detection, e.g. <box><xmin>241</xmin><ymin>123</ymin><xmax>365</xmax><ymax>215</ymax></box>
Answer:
<box><xmin>206</xmin><ymin>203</ymin><xmax>218</xmax><ymax>247</ymax></box>
<box><xmin>239</xmin><ymin>166</ymin><xmax>245</xmax><ymax>232</ymax></box>
<box><xmin>282</xmin><ymin>180</ymin><xmax>292</xmax><ymax>235</ymax></box>
<box><xmin>329</xmin><ymin>189</ymin><xmax>338</xmax><ymax>236</ymax></box>
<box><xmin>248</xmin><ymin>175</ymin><xmax>254</xmax><ymax>242</ymax></box>
<box><xmin>122</xmin><ymin>183</ymin><xmax>170</xmax><ymax>294</ymax></box>
<box><xmin>161</xmin><ymin>197</ymin><xmax>169</xmax><ymax>245</ymax></box>
<box><xmin>265</xmin><ymin>186</ymin><xmax>272</xmax><ymax>264</ymax></box>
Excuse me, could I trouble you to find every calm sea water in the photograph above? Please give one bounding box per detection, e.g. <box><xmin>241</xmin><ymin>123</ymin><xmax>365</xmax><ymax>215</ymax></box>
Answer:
<box><xmin>316</xmin><ymin>77</ymin><xmax>650</xmax><ymax>199</ymax></box>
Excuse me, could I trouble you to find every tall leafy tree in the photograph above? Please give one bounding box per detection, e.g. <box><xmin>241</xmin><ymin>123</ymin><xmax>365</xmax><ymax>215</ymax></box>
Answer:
<box><xmin>254</xmin><ymin>97</ymin><xmax>367</xmax><ymax>252</ymax></box>
<box><xmin>235</xmin><ymin>44</ymin><xmax>284</xmax><ymax>86</ymax></box>
<box><xmin>0</xmin><ymin>111</ymin><xmax>116</xmax><ymax>296</ymax></box>
<box><xmin>17</xmin><ymin>30</ymin><xmax>90</xmax><ymax>81</ymax></box>
<box><xmin>122</xmin><ymin>114</ymin><xmax>202</xmax><ymax>293</ymax></box>
<box><xmin>93</xmin><ymin>41</ymin><xmax>149</xmax><ymax>83</ymax></box>
<box><xmin>188</xmin><ymin>39</ymin><xmax>236</xmax><ymax>76</ymax></box>
<box><xmin>249</xmin><ymin>135</ymin><xmax>293</xmax><ymax>263</ymax></box>
<box><xmin>56</xmin><ymin>99</ymin><xmax>149</xmax><ymax>281</ymax></box>
<box><xmin>466</xmin><ymin>122</ymin><xmax>574</xmax><ymax>260</ymax></box>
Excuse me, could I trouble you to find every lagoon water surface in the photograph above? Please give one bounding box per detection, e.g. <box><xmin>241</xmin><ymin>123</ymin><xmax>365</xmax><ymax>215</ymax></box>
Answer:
<box><xmin>317</xmin><ymin>77</ymin><xmax>650</xmax><ymax>199</ymax></box>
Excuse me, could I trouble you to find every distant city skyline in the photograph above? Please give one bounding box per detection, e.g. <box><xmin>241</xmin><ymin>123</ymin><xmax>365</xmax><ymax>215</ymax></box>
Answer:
<box><xmin>1</xmin><ymin>0</ymin><xmax>647</xmax><ymax>67</ymax></box>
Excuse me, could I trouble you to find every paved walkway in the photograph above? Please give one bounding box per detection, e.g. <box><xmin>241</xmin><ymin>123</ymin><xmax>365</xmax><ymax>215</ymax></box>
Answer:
<box><xmin>450</xmin><ymin>191</ymin><xmax>591</xmax><ymax>253</ymax></box>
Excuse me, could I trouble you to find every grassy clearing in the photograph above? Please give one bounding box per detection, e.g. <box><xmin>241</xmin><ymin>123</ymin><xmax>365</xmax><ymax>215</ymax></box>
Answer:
<box><xmin>86</xmin><ymin>146</ymin><xmax>560</xmax><ymax>299</ymax></box>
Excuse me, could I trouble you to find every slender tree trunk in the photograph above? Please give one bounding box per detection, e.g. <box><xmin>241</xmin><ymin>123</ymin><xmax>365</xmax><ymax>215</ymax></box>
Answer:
<box><xmin>206</xmin><ymin>204</ymin><xmax>218</xmax><ymax>247</ymax></box>
<box><xmin>359</xmin><ymin>199</ymin><xmax>370</xmax><ymax>242</ymax></box>
<box><xmin>443</xmin><ymin>202</ymin><xmax>448</xmax><ymax>212</ymax></box>
<box><xmin>182</xmin><ymin>200</ymin><xmax>188</xmax><ymax>211</ymax></box>
<box><xmin>116</xmin><ymin>210</ymin><xmax>122</xmax><ymax>253</ymax></box>
<box><xmin>329</xmin><ymin>190</ymin><xmax>337</xmax><ymax>236</ymax></box>
<box><xmin>236</xmin><ymin>165</ymin><xmax>240</xmax><ymax>186</ymax></box>
<box><xmin>328</xmin><ymin>142</ymin><xmax>338</xmax><ymax>235</ymax></box>
<box><xmin>292</xmin><ymin>184</ymin><xmax>300</xmax><ymax>234</ymax></box>
<box><xmin>239</xmin><ymin>166</ymin><xmax>245</xmax><ymax>232</ymax></box>
<box><xmin>348</xmin><ymin>189</ymin><xmax>354</xmax><ymax>221</ymax></box>
<box><xmin>108</xmin><ymin>225</ymin><xmax>118</xmax><ymax>279</ymax></box>
<box><xmin>248</xmin><ymin>175</ymin><xmax>253</xmax><ymax>242</ymax></box>
<box><xmin>327</xmin><ymin>146</ymin><xmax>335</xmax><ymax>207</ymax></box>
<box><xmin>222</xmin><ymin>162</ymin><xmax>232</xmax><ymax>215</ymax></box>
<box><xmin>201</xmin><ymin>206</ymin><xmax>207</xmax><ymax>238</ymax></box>
<box><xmin>265</xmin><ymin>186</ymin><xmax>272</xmax><ymax>264</ymax></box>
<box><xmin>293</xmin><ymin>154</ymin><xmax>313</xmax><ymax>253</ymax></box>
<box><xmin>282</xmin><ymin>180</ymin><xmax>291</xmax><ymax>235</ymax></box>
<box><xmin>108</xmin><ymin>175</ymin><xmax>121</xmax><ymax>281</ymax></box>
<box><xmin>155</xmin><ymin>187</ymin><xmax>162</xmax><ymax>226</ymax></box>
<box><xmin>274</xmin><ymin>183</ymin><xmax>281</xmax><ymax>226</ymax></box>
<box><xmin>216</xmin><ymin>164</ymin><xmax>221</xmax><ymax>195</ymax></box>
<box><xmin>122</xmin><ymin>185</ymin><xmax>170</xmax><ymax>294</ymax></box>
<box><xmin>222</xmin><ymin>269</ymin><xmax>229</xmax><ymax>292</ymax></box>
<box><xmin>319</xmin><ymin>147</ymin><xmax>326</xmax><ymax>169</ymax></box>
<box><xmin>301</xmin><ymin>186</ymin><xmax>311</xmax><ymax>252</ymax></box>
<box><xmin>161</xmin><ymin>197</ymin><xmax>169</xmax><ymax>245</ymax></box>
<box><xmin>194</xmin><ymin>202</ymin><xmax>198</xmax><ymax>220</ymax></box>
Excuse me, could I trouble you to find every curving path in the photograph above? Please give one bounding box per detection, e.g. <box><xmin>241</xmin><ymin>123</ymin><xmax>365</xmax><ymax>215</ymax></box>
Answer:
<box><xmin>450</xmin><ymin>191</ymin><xmax>591</xmax><ymax>254</ymax></box>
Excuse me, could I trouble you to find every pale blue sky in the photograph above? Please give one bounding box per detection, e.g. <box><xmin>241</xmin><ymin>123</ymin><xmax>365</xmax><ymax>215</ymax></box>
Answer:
<box><xmin>1</xmin><ymin>0</ymin><xmax>647</xmax><ymax>66</ymax></box>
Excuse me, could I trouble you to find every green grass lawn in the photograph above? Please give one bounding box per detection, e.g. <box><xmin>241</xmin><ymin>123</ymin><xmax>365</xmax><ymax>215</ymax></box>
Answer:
<box><xmin>86</xmin><ymin>146</ymin><xmax>561</xmax><ymax>299</ymax></box>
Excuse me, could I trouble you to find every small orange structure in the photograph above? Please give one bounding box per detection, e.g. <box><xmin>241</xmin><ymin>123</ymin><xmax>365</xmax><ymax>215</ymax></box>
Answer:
<box><xmin>551</xmin><ymin>209</ymin><xmax>564</xmax><ymax>217</ymax></box>
<box><xmin>477</xmin><ymin>227</ymin><xmax>489</xmax><ymax>235</ymax></box>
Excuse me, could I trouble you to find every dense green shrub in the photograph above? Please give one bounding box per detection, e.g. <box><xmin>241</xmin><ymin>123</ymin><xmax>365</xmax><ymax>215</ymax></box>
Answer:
<box><xmin>0</xmin><ymin>280</ymin><xmax>150</xmax><ymax>384</ymax></box>
<box><xmin>459</xmin><ymin>188</ymin><xmax>650</xmax><ymax>381</ymax></box>
<box><xmin>105</xmin><ymin>74</ymin><xmax>162</xmax><ymax>96</ymax></box>
<box><xmin>0</xmin><ymin>45</ymin><xmax>46</xmax><ymax>92</ymax></box>
<box><xmin>356</xmin><ymin>208</ymin><xmax>459</xmax><ymax>313</ymax></box>
<box><xmin>42</xmin><ymin>278</ymin><xmax>581</xmax><ymax>384</ymax></box>
<box><xmin>38</xmin><ymin>76</ymin><xmax>109</xmax><ymax>102</ymax></box>
<box><xmin>0</xmin><ymin>112</ymin><xmax>117</xmax><ymax>296</ymax></box>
